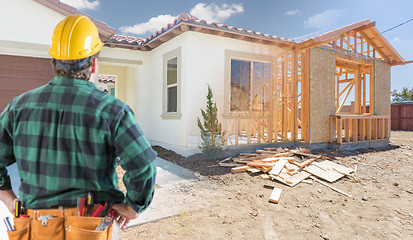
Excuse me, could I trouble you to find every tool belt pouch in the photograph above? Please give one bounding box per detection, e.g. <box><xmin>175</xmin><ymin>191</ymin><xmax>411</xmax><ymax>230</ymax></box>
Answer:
<box><xmin>32</xmin><ymin>216</ymin><xmax>65</xmax><ymax>240</ymax></box>
<box><xmin>65</xmin><ymin>216</ymin><xmax>112</xmax><ymax>240</ymax></box>
<box><xmin>6</xmin><ymin>217</ymin><xmax>31</xmax><ymax>240</ymax></box>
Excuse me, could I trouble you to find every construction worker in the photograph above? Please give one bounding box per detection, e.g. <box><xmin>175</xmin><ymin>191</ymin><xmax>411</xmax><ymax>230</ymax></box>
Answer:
<box><xmin>0</xmin><ymin>15</ymin><xmax>156</xmax><ymax>238</ymax></box>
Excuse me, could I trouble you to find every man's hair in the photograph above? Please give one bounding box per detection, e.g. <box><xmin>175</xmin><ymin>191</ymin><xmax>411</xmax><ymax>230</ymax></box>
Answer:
<box><xmin>51</xmin><ymin>53</ymin><xmax>99</xmax><ymax>81</ymax></box>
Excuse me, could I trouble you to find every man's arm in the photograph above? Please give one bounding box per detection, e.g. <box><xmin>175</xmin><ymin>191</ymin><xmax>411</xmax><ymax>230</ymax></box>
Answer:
<box><xmin>0</xmin><ymin>189</ymin><xmax>19</xmax><ymax>214</ymax></box>
<box><xmin>113</xmin><ymin>106</ymin><xmax>157</xmax><ymax>229</ymax></box>
<box><xmin>0</xmin><ymin>106</ymin><xmax>19</xmax><ymax>214</ymax></box>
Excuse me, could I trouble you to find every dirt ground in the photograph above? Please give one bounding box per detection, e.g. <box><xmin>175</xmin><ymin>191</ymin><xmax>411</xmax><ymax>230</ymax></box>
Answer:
<box><xmin>120</xmin><ymin>131</ymin><xmax>413</xmax><ymax>240</ymax></box>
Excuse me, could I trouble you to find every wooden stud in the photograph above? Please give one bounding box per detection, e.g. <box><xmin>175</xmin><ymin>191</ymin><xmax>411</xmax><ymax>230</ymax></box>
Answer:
<box><xmin>337</xmin><ymin>117</ymin><xmax>343</xmax><ymax>144</ymax></box>
<box><xmin>359</xmin><ymin>119</ymin><xmax>365</xmax><ymax>141</ymax></box>
<box><xmin>384</xmin><ymin>117</ymin><xmax>390</xmax><ymax>139</ymax></box>
<box><xmin>352</xmin><ymin>119</ymin><xmax>358</xmax><ymax>142</ymax></box>
<box><xmin>344</xmin><ymin>118</ymin><xmax>350</xmax><ymax>143</ymax></box>
<box><xmin>366</xmin><ymin>118</ymin><xmax>371</xmax><ymax>140</ymax></box>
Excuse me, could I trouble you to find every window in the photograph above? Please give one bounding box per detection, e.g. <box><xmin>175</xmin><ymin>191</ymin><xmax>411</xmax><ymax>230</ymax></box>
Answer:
<box><xmin>162</xmin><ymin>47</ymin><xmax>182</xmax><ymax>118</ymax></box>
<box><xmin>167</xmin><ymin>57</ymin><xmax>178</xmax><ymax>112</ymax></box>
<box><xmin>230</xmin><ymin>59</ymin><xmax>271</xmax><ymax>112</ymax></box>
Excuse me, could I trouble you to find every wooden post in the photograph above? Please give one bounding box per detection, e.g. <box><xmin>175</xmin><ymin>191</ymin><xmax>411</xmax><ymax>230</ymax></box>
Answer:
<box><xmin>302</xmin><ymin>50</ymin><xmax>310</xmax><ymax>143</ymax></box>
<box><xmin>337</xmin><ymin>117</ymin><xmax>342</xmax><ymax>144</ymax></box>
<box><xmin>366</xmin><ymin>118</ymin><xmax>371</xmax><ymax>140</ymax></box>
<box><xmin>344</xmin><ymin>118</ymin><xmax>350</xmax><ymax>143</ymax></box>
<box><xmin>282</xmin><ymin>53</ymin><xmax>288</xmax><ymax>141</ymax></box>
<box><xmin>354</xmin><ymin>67</ymin><xmax>361</xmax><ymax>115</ymax></box>
<box><xmin>372</xmin><ymin>118</ymin><xmax>378</xmax><ymax>140</ymax></box>
<box><xmin>292</xmin><ymin>52</ymin><xmax>299</xmax><ymax>141</ymax></box>
<box><xmin>235</xmin><ymin>119</ymin><xmax>239</xmax><ymax>145</ymax></box>
<box><xmin>352</xmin><ymin>119</ymin><xmax>358</xmax><ymax>142</ymax></box>
<box><xmin>384</xmin><ymin>117</ymin><xmax>390</xmax><ymax>139</ymax></box>
<box><xmin>370</xmin><ymin>65</ymin><xmax>375</xmax><ymax>114</ymax></box>
<box><xmin>359</xmin><ymin>118</ymin><xmax>365</xmax><ymax>141</ymax></box>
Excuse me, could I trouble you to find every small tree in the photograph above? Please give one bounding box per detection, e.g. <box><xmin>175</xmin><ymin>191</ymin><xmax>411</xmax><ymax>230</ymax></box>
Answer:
<box><xmin>392</xmin><ymin>87</ymin><xmax>413</xmax><ymax>102</ymax></box>
<box><xmin>197</xmin><ymin>85</ymin><xmax>225</xmax><ymax>156</ymax></box>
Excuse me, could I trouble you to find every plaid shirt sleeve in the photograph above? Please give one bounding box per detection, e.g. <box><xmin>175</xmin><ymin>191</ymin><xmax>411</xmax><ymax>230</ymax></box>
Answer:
<box><xmin>0</xmin><ymin>104</ymin><xmax>15</xmax><ymax>190</ymax></box>
<box><xmin>114</xmin><ymin>106</ymin><xmax>157</xmax><ymax>213</ymax></box>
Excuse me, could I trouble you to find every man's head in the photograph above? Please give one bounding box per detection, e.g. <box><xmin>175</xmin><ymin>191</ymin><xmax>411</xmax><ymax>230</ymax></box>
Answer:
<box><xmin>49</xmin><ymin>15</ymin><xmax>103</xmax><ymax>81</ymax></box>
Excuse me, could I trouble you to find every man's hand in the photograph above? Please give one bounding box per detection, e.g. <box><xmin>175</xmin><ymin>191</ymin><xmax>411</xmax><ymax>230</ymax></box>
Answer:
<box><xmin>0</xmin><ymin>190</ymin><xmax>19</xmax><ymax>215</ymax></box>
<box><xmin>112</xmin><ymin>203</ymin><xmax>139</xmax><ymax>230</ymax></box>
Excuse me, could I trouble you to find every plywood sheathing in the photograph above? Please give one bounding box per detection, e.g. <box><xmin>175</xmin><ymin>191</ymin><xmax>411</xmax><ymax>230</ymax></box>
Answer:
<box><xmin>309</xmin><ymin>47</ymin><xmax>336</xmax><ymax>143</ymax></box>
<box><xmin>374</xmin><ymin>61</ymin><xmax>391</xmax><ymax>116</ymax></box>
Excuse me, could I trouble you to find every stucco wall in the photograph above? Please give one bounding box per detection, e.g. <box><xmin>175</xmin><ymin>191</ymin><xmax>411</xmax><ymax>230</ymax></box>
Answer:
<box><xmin>374</xmin><ymin>61</ymin><xmax>391</xmax><ymax>116</ymax></box>
<box><xmin>309</xmin><ymin>47</ymin><xmax>336</xmax><ymax>143</ymax></box>
<box><xmin>0</xmin><ymin>0</ymin><xmax>64</xmax><ymax>46</ymax></box>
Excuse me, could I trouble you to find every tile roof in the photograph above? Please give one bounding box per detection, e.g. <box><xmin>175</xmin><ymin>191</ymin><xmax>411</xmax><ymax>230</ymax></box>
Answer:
<box><xmin>98</xmin><ymin>75</ymin><xmax>116</xmax><ymax>83</ymax></box>
<box><xmin>108</xmin><ymin>34</ymin><xmax>144</xmax><ymax>46</ymax></box>
<box><xmin>107</xmin><ymin>13</ymin><xmax>293</xmax><ymax>47</ymax></box>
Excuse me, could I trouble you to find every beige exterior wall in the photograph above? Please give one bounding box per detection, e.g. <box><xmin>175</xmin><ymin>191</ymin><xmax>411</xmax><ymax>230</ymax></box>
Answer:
<box><xmin>374</xmin><ymin>61</ymin><xmax>391</xmax><ymax>116</ymax></box>
<box><xmin>309</xmin><ymin>47</ymin><xmax>336</xmax><ymax>143</ymax></box>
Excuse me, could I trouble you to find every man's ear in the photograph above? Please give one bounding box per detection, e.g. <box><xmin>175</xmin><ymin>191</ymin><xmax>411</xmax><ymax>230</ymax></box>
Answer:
<box><xmin>91</xmin><ymin>57</ymin><xmax>98</xmax><ymax>74</ymax></box>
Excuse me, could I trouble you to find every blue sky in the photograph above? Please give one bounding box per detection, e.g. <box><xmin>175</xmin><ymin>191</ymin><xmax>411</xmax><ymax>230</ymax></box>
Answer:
<box><xmin>62</xmin><ymin>0</ymin><xmax>412</xmax><ymax>92</ymax></box>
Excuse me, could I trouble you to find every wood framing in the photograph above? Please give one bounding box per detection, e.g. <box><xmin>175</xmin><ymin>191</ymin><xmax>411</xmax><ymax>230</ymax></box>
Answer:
<box><xmin>217</xmin><ymin>19</ymin><xmax>399</xmax><ymax>146</ymax></box>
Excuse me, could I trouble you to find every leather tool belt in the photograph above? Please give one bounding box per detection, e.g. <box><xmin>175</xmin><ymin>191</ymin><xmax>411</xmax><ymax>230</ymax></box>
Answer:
<box><xmin>6</xmin><ymin>207</ymin><xmax>113</xmax><ymax>240</ymax></box>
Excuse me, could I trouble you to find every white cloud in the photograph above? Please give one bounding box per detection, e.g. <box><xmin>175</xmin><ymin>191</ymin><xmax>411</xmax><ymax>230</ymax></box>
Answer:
<box><xmin>119</xmin><ymin>14</ymin><xmax>177</xmax><ymax>35</ymax></box>
<box><xmin>60</xmin><ymin>0</ymin><xmax>100</xmax><ymax>10</ymax></box>
<box><xmin>189</xmin><ymin>3</ymin><xmax>244</xmax><ymax>23</ymax></box>
<box><xmin>304</xmin><ymin>9</ymin><xmax>347</xmax><ymax>29</ymax></box>
<box><xmin>393</xmin><ymin>37</ymin><xmax>400</xmax><ymax>41</ymax></box>
<box><xmin>119</xmin><ymin>3</ymin><xmax>244</xmax><ymax>36</ymax></box>
<box><xmin>285</xmin><ymin>9</ymin><xmax>302</xmax><ymax>16</ymax></box>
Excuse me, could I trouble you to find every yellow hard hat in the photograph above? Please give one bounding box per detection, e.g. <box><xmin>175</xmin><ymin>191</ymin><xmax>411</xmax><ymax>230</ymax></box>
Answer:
<box><xmin>49</xmin><ymin>15</ymin><xmax>103</xmax><ymax>60</ymax></box>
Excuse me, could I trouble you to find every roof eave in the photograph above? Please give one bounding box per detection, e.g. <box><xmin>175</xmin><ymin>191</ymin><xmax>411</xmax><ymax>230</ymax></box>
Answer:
<box><xmin>33</xmin><ymin>0</ymin><xmax>116</xmax><ymax>41</ymax></box>
<box><xmin>142</xmin><ymin>21</ymin><xmax>297</xmax><ymax>50</ymax></box>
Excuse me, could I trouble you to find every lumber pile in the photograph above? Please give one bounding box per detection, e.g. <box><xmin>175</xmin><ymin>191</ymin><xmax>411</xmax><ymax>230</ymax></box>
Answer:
<box><xmin>225</xmin><ymin>148</ymin><xmax>354</xmax><ymax>203</ymax></box>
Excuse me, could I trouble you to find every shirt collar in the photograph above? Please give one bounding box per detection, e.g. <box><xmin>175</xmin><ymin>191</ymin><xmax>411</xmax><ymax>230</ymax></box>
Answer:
<box><xmin>50</xmin><ymin>76</ymin><xmax>97</xmax><ymax>88</ymax></box>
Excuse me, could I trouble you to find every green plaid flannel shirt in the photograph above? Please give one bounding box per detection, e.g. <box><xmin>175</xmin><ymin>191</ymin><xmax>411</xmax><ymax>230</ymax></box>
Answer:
<box><xmin>0</xmin><ymin>76</ymin><xmax>156</xmax><ymax>213</ymax></box>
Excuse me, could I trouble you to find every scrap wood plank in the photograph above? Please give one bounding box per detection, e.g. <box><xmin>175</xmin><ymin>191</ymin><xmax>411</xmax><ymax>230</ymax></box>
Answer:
<box><xmin>218</xmin><ymin>158</ymin><xmax>235</xmax><ymax>167</ymax></box>
<box><xmin>268</xmin><ymin>187</ymin><xmax>283</xmax><ymax>204</ymax></box>
<box><xmin>259</xmin><ymin>174</ymin><xmax>270</xmax><ymax>180</ymax></box>
<box><xmin>239</xmin><ymin>153</ymin><xmax>258</xmax><ymax>157</ymax></box>
<box><xmin>261</xmin><ymin>157</ymin><xmax>281</xmax><ymax>162</ymax></box>
<box><xmin>247</xmin><ymin>168</ymin><xmax>261</xmax><ymax>173</ymax></box>
<box><xmin>272</xmin><ymin>171</ymin><xmax>311</xmax><ymax>187</ymax></box>
<box><xmin>285</xmin><ymin>162</ymin><xmax>299</xmax><ymax>172</ymax></box>
<box><xmin>286</xmin><ymin>171</ymin><xmax>311</xmax><ymax>187</ymax></box>
<box><xmin>296</xmin><ymin>157</ymin><xmax>318</xmax><ymax>169</ymax></box>
<box><xmin>304</xmin><ymin>164</ymin><xmax>344</xmax><ymax>182</ymax></box>
<box><xmin>310</xmin><ymin>176</ymin><xmax>352</xmax><ymax>197</ymax></box>
<box><xmin>291</xmin><ymin>150</ymin><xmax>321</xmax><ymax>159</ymax></box>
<box><xmin>247</xmin><ymin>162</ymin><xmax>275</xmax><ymax>168</ymax></box>
<box><xmin>256</xmin><ymin>151</ymin><xmax>292</xmax><ymax>157</ymax></box>
<box><xmin>231</xmin><ymin>165</ymin><xmax>250</xmax><ymax>173</ymax></box>
<box><xmin>269</xmin><ymin>159</ymin><xmax>288</xmax><ymax>176</ymax></box>
<box><xmin>316</xmin><ymin>160</ymin><xmax>354</xmax><ymax>175</ymax></box>
<box><xmin>271</xmin><ymin>175</ymin><xmax>293</xmax><ymax>186</ymax></box>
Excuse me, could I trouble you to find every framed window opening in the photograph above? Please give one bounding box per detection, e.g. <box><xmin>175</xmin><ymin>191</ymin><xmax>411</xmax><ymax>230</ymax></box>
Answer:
<box><xmin>162</xmin><ymin>47</ymin><xmax>182</xmax><ymax>119</ymax></box>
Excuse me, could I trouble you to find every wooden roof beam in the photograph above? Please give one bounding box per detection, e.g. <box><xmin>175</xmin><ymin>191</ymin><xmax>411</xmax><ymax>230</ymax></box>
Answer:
<box><xmin>298</xmin><ymin>20</ymin><xmax>374</xmax><ymax>50</ymax></box>
<box><xmin>358</xmin><ymin>31</ymin><xmax>391</xmax><ymax>62</ymax></box>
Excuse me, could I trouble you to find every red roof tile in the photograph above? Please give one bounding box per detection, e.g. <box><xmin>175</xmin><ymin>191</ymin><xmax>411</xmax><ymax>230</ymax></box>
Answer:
<box><xmin>98</xmin><ymin>75</ymin><xmax>116</xmax><ymax>83</ymax></box>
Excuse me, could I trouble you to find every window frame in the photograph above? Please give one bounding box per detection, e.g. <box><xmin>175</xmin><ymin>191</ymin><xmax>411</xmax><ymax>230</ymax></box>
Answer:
<box><xmin>162</xmin><ymin>47</ymin><xmax>182</xmax><ymax>119</ymax></box>
<box><xmin>224</xmin><ymin>50</ymin><xmax>273</xmax><ymax>116</ymax></box>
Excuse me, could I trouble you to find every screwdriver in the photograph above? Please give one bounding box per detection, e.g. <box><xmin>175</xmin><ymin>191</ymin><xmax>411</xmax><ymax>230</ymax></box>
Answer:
<box><xmin>86</xmin><ymin>192</ymin><xmax>94</xmax><ymax>216</ymax></box>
